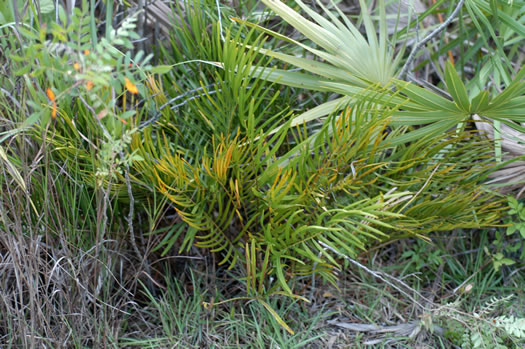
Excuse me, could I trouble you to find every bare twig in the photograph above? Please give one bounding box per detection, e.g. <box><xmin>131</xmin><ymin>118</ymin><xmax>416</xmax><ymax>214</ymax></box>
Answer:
<box><xmin>77</xmin><ymin>95</ymin><xmax>111</xmax><ymax>140</ymax></box>
<box><xmin>121</xmin><ymin>148</ymin><xmax>155</xmax><ymax>295</ymax></box>
<box><xmin>318</xmin><ymin>241</ymin><xmax>432</xmax><ymax>310</ymax></box>
<box><xmin>123</xmin><ymin>159</ymin><xmax>141</xmax><ymax>262</ymax></box>
<box><xmin>398</xmin><ymin>0</ymin><xmax>466</xmax><ymax>80</ymax></box>
<box><xmin>398</xmin><ymin>164</ymin><xmax>440</xmax><ymax>213</ymax></box>
<box><xmin>139</xmin><ymin>83</ymin><xmax>217</xmax><ymax>129</ymax></box>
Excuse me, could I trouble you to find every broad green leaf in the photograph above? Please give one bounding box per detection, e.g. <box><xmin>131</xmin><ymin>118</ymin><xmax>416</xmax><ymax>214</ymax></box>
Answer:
<box><xmin>383</xmin><ymin>120</ymin><xmax>458</xmax><ymax>147</ymax></box>
<box><xmin>287</xmin><ymin>97</ymin><xmax>350</xmax><ymax>128</ymax></box>
<box><xmin>486</xmin><ymin>110</ymin><xmax>525</xmax><ymax>122</ymax></box>
<box><xmin>486</xmin><ymin>80</ymin><xmax>525</xmax><ymax>111</ymax></box>
<box><xmin>17</xmin><ymin>26</ymin><xmax>39</xmax><ymax>40</ymax></box>
<box><xmin>394</xmin><ymin>80</ymin><xmax>460</xmax><ymax>112</ymax></box>
<box><xmin>261</xmin><ymin>0</ymin><xmax>342</xmax><ymax>53</ymax></box>
<box><xmin>15</xmin><ymin>65</ymin><xmax>31</xmax><ymax>76</ymax></box>
<box><xmin>253</xmin><ymin>47</ymin><xmax>364</xmax><ymax>85</ymax></box>
<box><xmin>358</xmin><ymin>0</ymin><xmax>379</xmax><ymax>52</ymax></box>
<box><xmin>150</xmin><ymin>65</ymin><xmax>172</xmax><ymax>74</ymax></box>
<box><xmin>391</xmin><ymin>110</ymin><xmax>465</xmax><ymax>125</ymax></box>
<box><xmin>470</xmin><ymin>91</ymin><xmax>490</xmax><ymax>113</ymax></box>
<box><xmin>252</xmin><ymin>66</ymin><xmax>335</xmax><ymax>92</ymax></box>
<box><xmin>444</xmin><ymin>62</ymin><xmax>470</xmax><ymax>112</ymax></box>
<box><xmin>21</xmin><ymin>112</ymin><xmax>41</xmax><ymax>129</ymax></box>
<box><xmin>39</xmin><ymin>0</ymin><xmax>55</xmax><ymax>14</ymax></box>
<box><xmin>494</xmin><ymin>96</ymin><xmax>525</xmax><ymax>110</ymax></box>
<box><xmin>119</xmin><ymin>110</ymin><xmax>136</xmax><ymax>120</ymax></box>
<box><xmin>273</xmin><ymin>256</ymin><xmax>292</xmax><ymax>294</ymax></box>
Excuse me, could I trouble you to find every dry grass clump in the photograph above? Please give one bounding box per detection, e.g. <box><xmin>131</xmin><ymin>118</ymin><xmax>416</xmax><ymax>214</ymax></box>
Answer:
<box><xmin>0</xmin><ymin>182</ymin><xmax>139</xmax><ymax>347</ymax></box>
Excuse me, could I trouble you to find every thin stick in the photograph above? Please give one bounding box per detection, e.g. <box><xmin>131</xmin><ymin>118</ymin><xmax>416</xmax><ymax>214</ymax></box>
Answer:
<box><xmin>398</xmin><ymin>0</ymin><xmax>465</xmax><ymax>80</ymax></box>
<box><xmin>123</xmin><ymin>159</ymin><xmax>141</xmax><ymax>261</ymax></box>
<box><xmin>121</xmin><ymin>146</ymin><xmax>155</xmax><ymax>295</ymax></box>
<box><xmin>318</xmin><ymin>241</ymin><xmax>432</xmax><ymax>310</ymax></box>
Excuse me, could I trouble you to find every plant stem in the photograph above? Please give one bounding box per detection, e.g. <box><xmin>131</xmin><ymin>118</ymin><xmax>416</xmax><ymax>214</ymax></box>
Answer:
<box><xmin>398</xmin><ymin>0</ymin><xmax>465</xmax><ymax>80</ymax></box>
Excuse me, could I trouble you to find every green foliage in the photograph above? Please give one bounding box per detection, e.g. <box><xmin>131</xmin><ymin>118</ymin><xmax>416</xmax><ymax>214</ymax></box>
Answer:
<box><xmin>243</xmin><ymin>0</ymin><xmax>525</xmax><ymax>149</ymax></box>
<box><xmin>401</xmin><ymin>240</ymin><xmax>444</xmax><ymax>272</ymax></box>
<box><xmin>506</xmin><ymin>196</ymin><xmax>525</xmax><ymax>239</ymax></box>
<box><xmin>12</xmin><ymin>3</ymin><xmax>152</xmax><ymax>130</ymax></box>
<box><xmin>120</xmin><ymin>272</ymin><xmax>326</xmax><ymax>348</ymax></box>
<box><xmin>0</xmin><ymin>0</ymin><xmax>63</xmax><ymax>26</ymax></box>
<box><xmin>462</xmin><ymin>0</ymin><xmax>525</xmax><ymax>91</ymax></box>
<box><xmin>0</xmin><ymin>0</ymin><xmax>512</xmax><ymax>297</ymax></box>
<box><xmin>488</xmin><ymin>196</ymin><xmax>525</xmax><ymax>271</ymax></box>
<box><xmin>135</xmin><ymin>64</ymin><xmax>504</xmax><ymax>295</ymax></box>
<box><xmin>438</xmin><ymin>296</ymin><xmax>525</xmax><ymax>348</ymax></box>
<box><xmin>0</xmin><ymin>0</ymin><xmax>524</xmax><ymax>344</ymax></box>
<box><xmin>2</xmin><ymin>1</ymin><xmax>172</xmax><ymax>195</ymax></box>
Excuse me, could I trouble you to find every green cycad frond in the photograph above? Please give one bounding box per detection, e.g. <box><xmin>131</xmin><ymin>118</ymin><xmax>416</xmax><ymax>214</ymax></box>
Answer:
<box><xmin>146</xmin><ymin>135</ymin><xmax>243</xmax><ymax>266</ymax></box>
<box><xmin>132</xmin><ymin>16</ymin><xmax>505</xmax><ymax>295</ymax></box>
<box><xmin>259</xmin><ymin>97</ymin><xmax>503</xmax><ymax>287</ymax></box>
<box><xmin>137</xmin><ymin>77</ymin><xmax>504</xmax><ymax>292</ymax></box>
<box><xmin>376</xmin><ymin>127</ymin><xmax>505</xmax><ymax>234</ymax></box>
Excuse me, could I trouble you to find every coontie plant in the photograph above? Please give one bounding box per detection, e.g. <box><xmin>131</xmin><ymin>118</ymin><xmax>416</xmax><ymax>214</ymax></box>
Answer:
<box><xmin>133</xmin><ymin>77</ymin><xmax>504</xmax><ymax>299</ymax></box>
<box><xmin>125</xmin><ymin>0</ymin><xmax>508</xmax><ymax>305</ymax></box>
<box><xmin>1</xmin><ymin>0</ymin><xmax>508</xmax><ymax>298</ymax></box>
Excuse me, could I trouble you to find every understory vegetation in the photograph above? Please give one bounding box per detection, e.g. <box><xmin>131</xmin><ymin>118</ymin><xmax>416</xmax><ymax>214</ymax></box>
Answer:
<box><xmin>0</xmin><ymin>0</ymin><xmax>524</xmax><ymax>347</ymax></box>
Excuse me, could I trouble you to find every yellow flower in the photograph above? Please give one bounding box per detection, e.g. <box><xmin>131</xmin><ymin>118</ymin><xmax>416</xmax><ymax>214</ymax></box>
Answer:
<box><xmin>85</xmin><ymin>81</ymin><xmax>94</xmax><ymax>90</ymax></box>
<box><xmin>83</xmin><ymin>49</ymin><xmax>90</xmax><ymax>55</ymax></box>
<box><xmin>73</xmin><ymin>62</ymin><xmax>80</xmax><ymax>70</ymax></box>
<box><xmin>124</xmin><ymin>77</ymin><xmax>138</xmax><ymax>94</ymax></box>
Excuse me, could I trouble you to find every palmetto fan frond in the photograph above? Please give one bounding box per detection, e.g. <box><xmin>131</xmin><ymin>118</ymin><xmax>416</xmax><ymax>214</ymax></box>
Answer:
<box><xmin>242</xmin><ymin>0</ymin><xmax>525</xmax><ymax>148</ymax></box>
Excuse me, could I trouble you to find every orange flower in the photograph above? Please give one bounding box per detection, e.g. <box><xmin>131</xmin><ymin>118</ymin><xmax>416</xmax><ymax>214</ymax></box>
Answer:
<box><xmin>46</xmin><ymin>88</ymin><xmax>57</xmax><ymax>119</ymax></box>
<box><xmin>124</xmin><ymin>77</ymin><xmax>138</xmax><ymax>94</ymax></box>
<box><xmin>46</xmin><ymin>88</ymin><xmax>55</xmax><ymax>101</ymax></box>
<box><xmin>51</xmin><ymin>101</ymin><xmax>57</xmax><ymax>118</ymax></box>
<box><xmin>85</xmin><ymin>81</ymin><xmax>94</xmax><ymax>90</ymax></box>
<box><xmin>83</xmin><ymin>49</ymin><xmax>90</xmax><ymax>55</ymax></box>
<box><xmin>73</xmin><ymin>62</ymin><xmax>80</xmax><ymax>70</ymax></box>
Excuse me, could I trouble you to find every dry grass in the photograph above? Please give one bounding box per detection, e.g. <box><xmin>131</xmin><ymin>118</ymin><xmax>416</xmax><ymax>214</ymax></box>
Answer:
<box><xmin>1</xmin><ymin>208</ymin><xmax>523</xmax><ymax>348</ymax></box>
<box><xmin>0</xmin><ymin>172</ymin><xmax>140</xmax><ymax>347</ymax></box>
